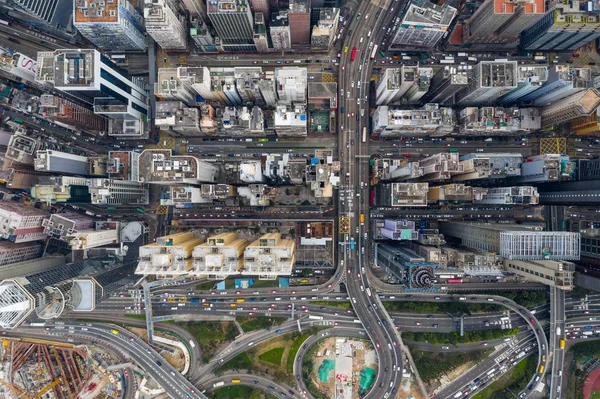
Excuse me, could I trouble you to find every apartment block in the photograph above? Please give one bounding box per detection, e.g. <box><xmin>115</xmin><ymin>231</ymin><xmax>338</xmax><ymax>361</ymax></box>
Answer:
<box><xmin>244</xmin><ymin>233</ymin><xmax>295</xmax><ymax>278</ymax></box>
<box><xmin>541</xmin><ymin>88</ymin><xmax>600</xmax><ymax>128</ymax></box>
<box><xmin>270</xmin><ymin>11</ymin><xmax>292</xmax><ymax>50</ymax></box>
<box><xmin>383</xmin><ymin>160</ymin><xmax>423</xmax><ymax>181</ymax></box>
<box><xmin>511</xmin><ymin>154</ymin><xmax>574</xmax><ymax>184</ymax></box>
<box><xmin>254</xmin><ymin>13</ymin><xmax>269</xmax><ymax>52</ymax></box>
<box><xmin>0</xmin><ymin>202</ymin><xmax>48</xmax><ymax>243</ymax></box>
<box><xmin>192</xmin><ymin>232</ymin><xmax>248</xmax><ymax>278</ymax></box>
<box><xmin>521</xmin><ymin>2</ymin><xmax>600</xmax><ymax>51</ymax></box>
<box><xmin>419</xmin><ymin>153</ymin><xmax>463</xmax><ymax>182</ymax></box>
<box><xmin>275</xmin><ymin>67</ymin><xmax>307</xmax><ymax>104</ymax></box>
<box><xmin>472</xmin><ymin>186</ymin><xmax>539</xmax><ymax>205</ymax></box>
<box><xmin>499</xmin><ymin>65</ymin><xmax>549</xmax><ymax>105</ymax></box>
<box><xmin>0</xmin><ymin>242</ymin><xmax>42</xmax><ymax>267</ymax></box>
<box><xmin>439</xmin><ymin>221</ymin><xmax>542</xmax><ymax>253</ymax></box>
<box><xmin>160</xmin><ymin>185</ymin><xmax>238</xmax><ymax>206</ymax></box>
<box><xmin>390</xmin><ymin>0</ymin><xmax>456</xmax><ymax>48</ymax></box>
<box><xmin>454</xmin><ymin>153</ymin><xmax>522</xmax><ymax>181</ymax></box>
<box><xmin>251</xmin><ymin>0</ymin><xmax>270</xmax><ymax>17</ymax></box>
<box><xmin>144</xmin><ymin>0</ymin><xmax>188</xmax><ymax>50</ymax></box>
<box><xmin>311</xmin><ymin>8</ymin><xmax>339</xmax><ymax>50</ymax></box>
<box><xmin>155</xmin><ymin>68</ymin><xmax>197</xmax><ymax>106</ymax></box>
<box><xmin>458</xmin><ymin>107</ymin><xmax>541</xmax><ymax>136</ymax></box>
<box><xmin>155</xmin><ymin>101</ymin><xmax>201</xmax><ymax>135</ymax></box>
<box><xmin>218</xmin><ymin>106</ymin><xmax>265</xmax><ymax>137</ymax></box>
<box><xmin>376</xmin><ymin>182</ymin><xmax>429</xmax><ymax>207</ymax></box>
<box><xmin>273</xmin><ymin>104</ymin><xmax>308</xmax><ymax>137</ymax></box>
<box><xmin>406</xmin><ymin>67</ymin><xmax>433</xmax><ymax>103</ymax></box>
<box><xmin>207</xmin><ymin>0</ymin><xmax>256</xmax><ymax>51</ymax></box>
<box><xmin>107</xmin><ymin>151</ymin><xmax>140</xmax><ymax>181</ymax></box>
<box><xmin>67</xmin><ymin>229</ymin><xmax>120</xmax><ymax>250</ymax></box>
<box><xmin>427</xmin><ymin>184</ymin><xmax>475</xmax><ymax>202</ymax></box>
<box><xmin>138</xmin><ymin>149</ymin><xmax>217</xmax><ymax>184</ymax></box>
<box><xmin>288</xmin><ymin>0</ymin><xmax>311</xmax><ymax>45</ymax></box>
<box><xmin>73</xmin><ymin>0</ymin><xmax>146</xmax><ymax>51</ymax></box>
<box><xmin>372</xmin><ymin>104</ymin><xmax>455</xmax><ymax>137</ymax></box>
<box><xmin>504</xmin><ymin>259</ymin><xmax>574</xmax><ymax>289</ymax></box>
<box><xmin>457</xmin><ymin>61</ymin><xmax>518</xmax><ymax>106</ymax></box>
<box><xmin>210</xmin><ymin>67</ymin><xmax>244</xmax><ymax>105</ymax></box>
<box><xmin>136</xmin><ymin>232</ymin><xmax>204</xmax><ymax>277</ymax></box>
<box><xmin>375</xmin><ymin>66</ymin><xmax>418</xmax><ymax>105</ymax></box>
<box><xmin>88</xmin><ymin>178</ymin><xmax>149</xmax><ymax>205</ymax></box>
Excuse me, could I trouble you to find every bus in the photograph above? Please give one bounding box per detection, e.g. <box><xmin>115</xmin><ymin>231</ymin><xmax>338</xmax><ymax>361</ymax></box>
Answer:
<box><xmin>380</xmin><ymin>50</ymin><xmax>386</xmax><ymax>58</ymax></box>
<box><xmin>350</xmin><ymin>237</ymin><xmax>355</xmax><ymax>250</ymax></box>
<box><xmin>107</xmin><ymin>206</ymin><xmax>115</xmax><ymax>211</ymax></box>
<box><xmin>213</xmin><ymin>382</ymin><xmax>225</xmax><ymax>388</ymax></box>
<box><xmin>136</xmin><ymin>207</ymin><xmax>145</xmax><ymax>213</ymax></box>
<box><xmin>448</xmin><ymin>148</ymin><xmax>458</xmax><ymax>153</ymax></box>
<box><xmin>0</xmin><ymin>19</ymin><xmax>10</xmax><ymax>26</ymax></box>
<box><xmin>351</xmin><ymin>47</ymin><xmax>357</xmax><ymax>61</ymax></box>
<box><xmin>362</xmin><ymin>127</ymin><xmax>367</xmax><ymax>143</ymax></box>
<box><xmin>13</xmin><ymin>118</ymin><xmax>23</xmax><ymax>124</ymax></box>
<box><xmin>440</xmin><ymin>59</ymin><xmax>455</xmax><ymax>64</ymax></box>
<box><xmin>231</xmin><ymin>379</ymin><xmax>241</xmax><ymax>383</ymax></box>
<box><xmin>448</xmin><ymin>279</ymin><xmax>463</xmax><ymax>283</ymax></box>
<box><xmin>370</xmin><ymin>45</ymin><xmax>379</xmax><ymax>59</ymax></box>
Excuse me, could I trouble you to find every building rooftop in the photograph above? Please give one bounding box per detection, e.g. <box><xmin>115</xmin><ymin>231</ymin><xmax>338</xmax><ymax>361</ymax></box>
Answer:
<box><xmin>403</xmin><ymin>0</ymin><xmax>457</xmax><ymax>26</ymax></box>
<box><xmin>74</xmin><ymin>0</ymin><xmax>119</xmax><ymax>23</ymax></box>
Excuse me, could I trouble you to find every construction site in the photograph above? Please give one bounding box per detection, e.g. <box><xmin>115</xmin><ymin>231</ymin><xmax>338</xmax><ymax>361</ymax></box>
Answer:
<box><xmin>0</xmin><ymin>337</ymin><xmax>125</xmax><ymax>399</ymax></box>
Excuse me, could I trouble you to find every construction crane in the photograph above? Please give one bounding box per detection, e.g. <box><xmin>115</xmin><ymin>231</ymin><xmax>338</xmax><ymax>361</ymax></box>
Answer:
<box><xmin>36</xmin><ymin>377</ymin><xmax>63</xmax><ymax>398</ymax></box>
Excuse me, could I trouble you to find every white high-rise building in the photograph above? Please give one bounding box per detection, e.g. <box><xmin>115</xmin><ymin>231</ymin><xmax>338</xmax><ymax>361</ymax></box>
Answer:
<box><xmin>458</xmin><ymin>61</ymin><xmax>518</xmax><ymax>106</ymax></box>
<box><xmin>0</xmin><ymin>202</ymin><xmax>48</xmax><ymax>243</ymax></box>
<box><xmin>67</xmin><ymin>229</ymin><xmax>120</xmax><ymax>250</ymax></box>
<box><xmin>144</xmin><ymin>0</ymin><xmax>188</xmax><ymax>50</ymax></box>
<box><xmin>275</xmin><ymin>67</ymin><xmax>307</xmax><ymax>104</ymax></box>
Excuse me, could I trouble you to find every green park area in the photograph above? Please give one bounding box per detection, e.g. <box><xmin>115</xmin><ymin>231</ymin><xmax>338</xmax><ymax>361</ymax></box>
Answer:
<box><xmin>403</xmin><ymin>328</ymin><xmax>519</xmax><ymax>345</ymax></box>
<box><xmin>309</xmin><ymin>301</ymin><xmax>352</xmax><ymax>309</ymax></box>
<box><xmin>412</xmin><ymin>348</ymin><xmax>492</xmax><ymax>383</ymax></box>
<box><xmin>472</xmin><ymin>356</ymin><xmax>537</xmax><ymax>399</ymax></box>
<box><xmin>259</xmin><ymin>347</ymin><xmax>285</xmax><ymax>366</ymax></box>
<box><xmin>175</xmin><ymin>321</ymin><xmax>238</xmax><ymax>363</ymax></box>
<box><xmin>211</xmin><ymin>385</ymin><xmax>278</xmax><ymax>399</ymax></box>
<box><xmin>237</xmin><ymin>316</ymin><xmax>286</xmax><ymax>333</ymax></box>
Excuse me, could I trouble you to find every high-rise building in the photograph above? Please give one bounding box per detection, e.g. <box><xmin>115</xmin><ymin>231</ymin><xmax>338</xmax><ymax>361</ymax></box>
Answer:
<box><xmin>207</xmin><ymin>0</ymin><xmax>256</xmax><ymax>51</ymax></box>
<box><xmin>144</xmin><ymin>0</ymin><xmax>188</xmax><ymax>51</ymax></box>
<box><xmin>406</xmin><ymin>67</ymin><xmax>433</xmax><ymax>103</ymax></box>
<box><xmin>0</xmin><ymin>242</ymin><xmax>42</xmax><ymax>267</ymax></box>
<box><xmin>0</xmin><ymin>256</ymin><xmax>136</xmax><ymax>328</ymax></box>
<box><xmin>88</xmin><ymin>178</ymin><xmax>149</xmax><ymax>205</ymax></box>
<box><xmin>499</xmin><ymin>65</ymin><xmax>549</xmax><ymax>105</ymax></box>
<box><xmin>270</xmin><ymin>12</ymin><xmax>292</xmax><ymax>49</ymax></box>
<box><xmin>376</xmin><ymin>183</ymin><xmax>429</xmax><ymax>207</ymax></box>
<box><xmin>34</xmin><ymin>150</ymin><xmax>89</xmax><ymax>176</ymax></box>
<box><xmin>465</xmin><ymin>0</ymin><xmax>544</xmax><ymax>41</ymax></box>
<box><xmin>0</xmin><ymin>202</ymin><xmax>48</xmax><ymax>243</ymax></box>
<box><xmin>155</xmin><ymin>101</ymin><xmax>202</xmax><ymax>135</ymax></box>
<box><xmin>380</xmin><ymin>220</ymin><xmax>419</xmax><ymax>241</ymax></box>
<box><xmin>12</xmin><ymin>0</ymin><xmax>71</xmax><ymax>30</ymax></box>
<box><xmin>73</xmin><ymin>0</ymin><xmax>146</xmax><ymax>51</ymax></box>
<box><xmin>310</xmin><ymin>8</ymin><xmax>339</xmax><ymax>50</ymax></box>
<box><xmin>251</xmin><ymin>0</ymin><xmax>271</xmax><ymax>18</ymax></box>
<box><xmin>372</xmin><ymin>104</ymin><xmax>455</xmax><ymax>137</ymax></box>
<box><xmin>421</xmin><ymin>67</ymin><xmax>468</xmax><ymax>105</ymax></box>
<box><xmin>390</xmin><ymin>0</ymin><xmax>456</xmax><ymax>48</ymax></box>
<box><xmin>510</xmin><ymin>154</ymin><xmax>575</xmax><ymax>183</ymax></box>
<box><xmin>521</xmin><ymin>2</ymin><xmax>600</xmax><ymax>51</ymax></box>
<box><xmin>521</xmin><ymin>66</ymin><xmax>591</xmax><ymax>106</ymax></box>
<box><xmin>375</xmin><ymin>67</ymin><xmax>418</xmax><ymax>105</ymax></box>
<box><xmin>67</xmin><ymin>229</ymin><xmax>120</xmax><ymax>250</ymax></box>
<box><xmin>43</xmin><ymin>213</ymin><xmax>94</xmax><ymax>240</ymax></box>
<box><xmin>138</xmin><ymin>149</ymin><xmax>217</xmax><ymax>184</ymax></box>
<box><xmin>190</xmin><ymin>16</ymin><xmax>218</xmax><ymax>52</ymax></box>
<box><xmin>275</xmin><ymin>67</ymin><xmax>307</xmax><ymax>103</ymax></box>
<box><xmin>254</xmin><ymin>13</ymin><xmax>270</xmax><ymax>52</ymax></box>
<box><xmin>472</xmin><ymin>186</ymin><xmax>539</xmax><ymax>205</ymax></box>
<box><xmin>36</xmin><ymin>49</ymin><xmax>148</xmax><ymax>136</ymax></box>
<box><xmin>182</xmin><ymin>0</ymin><xmax>207</xmax><ymax>18</ymax></box>
<box><xmin>192</xmin><ymin>232</ymin><xmax>248</xmax><ymax>278</ymax></box>
<box><xmin>243</xmin><ymin>233</ymin><xmax>295</xmax><ymax>277</ymax></box>
<box><xmin>155</xmin><ymin>68</ymin><xmax>197</xmax><ymax>106</ymax></box>
<box><xmin>457</xmin><ymin>107</ymin><xmax>541</xmax><ymax>136</ymax></box>
<box><xmin>457</xmin><ymin>61</ymin><xmax>518</xmax><ymax>106</ymax></box>
<box><xmin>288</xmin><ymin>0</ymin><xmax>311</xmax><ymax>45</ymax></box>
<box><xmin>107</xmin><ymin>151</ymin><xmax>140</xmax><ymax>181</ymax></box>
<box><xmin>136</xmin><ymin>232</ymin><xmax>204</xmax><ymax>277</ymax></box>
<box><xmin>39</xmin><ymin>94</ymin><xmax>108</xmax><ymax>133</ymax></box>
<box><xmin>454</xmin><ymin>153</ymin><xmax>522</xmax><ymax>181</ymax></box>
<box><xmin>541</xmin><ymin>88</ymin><xmax>600</xmax><ymax>128</ymax></box>
<box><xmin>419</xmin><ymin>153</ymin><xmax>464</xmax><ymax>182</ymax></box>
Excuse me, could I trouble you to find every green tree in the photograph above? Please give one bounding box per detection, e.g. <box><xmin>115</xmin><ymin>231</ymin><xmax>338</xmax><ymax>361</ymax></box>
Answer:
<box><xmin>302</xmin><ymin>268</ymin><xmax>313</xmax><ymax>277</ymax></box>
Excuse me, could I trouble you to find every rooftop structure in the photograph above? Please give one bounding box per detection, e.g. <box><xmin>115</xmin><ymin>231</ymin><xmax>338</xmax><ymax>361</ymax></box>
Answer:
<box><xmin>427</xmin><ymin>183</ymin><xmax>477</xmax><ymax>202</ymax></box>
<box><xmin>511</xmin><ymin>154</ymin><xmax>575</xmax><ymax>183</ymax></box>
<box><xmin>155</xmin><ymin>68</ymin><xmax>197</xmax><ymax>106</ymax></box>
<box><xmin>273</xmin><ymin>103</ymin><xmax>308</xmax><ymax>137</ymax></box>
<box><xmin>454</xmin><ymin>153</ymin><xmax>522</xmax><ymax>181</ymax></box>
<box><xmin>275</xmin><ymin>67</ymin><xmax>307</xmax><ymax>104</ymax></box>
<box><xmin>372</xmin><ymin>104</ymin><xmax>455</xmax><ymax>137</ymax></box>
<box><xmin>499</xmin><ymin>65</ymin><xmax>549</xmax><ymax>105</ymax></box>
<box><xmin>42</xmin><ymin>213</ymin><xmax>94</xmax><ymax>240</ymax></box>
<box><xmin>155</xmin><ymin>101</ymin><xmax>201</xmax><ymax>135</ymax></box>
<box><xmin>39</xmin><ymin>94</ymin><xmax>108</xmax><ymax>132</ymax></box>
<box><xmin>206</xmin><ymin>0</ymin><xmax>256</xmax><ymax>51</ymax></box>
<box><xmin>390</xmin><ymin>0</ymin><xmax>457</xmax><ymax>48</ymax></box>
<box><xmin>34</xmin><ymin>150</ymin><xmax>88</xmax><ymax>176</ymax></box>
<box><xmin>107</xmin><ymin>151</ymin><xmax>140</xmax><ymax>181</ymax></box>
<box><xmin>0</xmin><ymin>202</ymin><xmax>48</xmax><ymax>243</ymax></box>
<box><xmin>311</xmin><ymin>8</ymin><xmax>339</xmax><ymax>50</ymax></box>
<box><xmin>541</xmin><ymin>88</ymin><xmax>600</xmax><ymax>128</ymax></box>
<box><xmin>136</xmin><ymin>232</ymin><xmax>204</xmax><ymax>277</ymax></box>
<box><xmin>457</xmin><ymin>61</ymin><xmax>518</xmax><ymax>106</ymax></box>
<box><xmin>87</xmin><ymin>178</ymin><xmax>149</xmax><ymax>205</ymax></box>
<box><xmin>422</xmin><ymin>67</ymin><xmax>469</xmax><ymax>105</ymax></box>
<box><xmin>144</xmin><ymin>0</ymin><xmax>188</xmax><ymax>50</ymax></box>
<box><xmin>504</xmin><ymin>259</ymin><xmax>574</xmax><ymax>290</ymax></box>
<box><xmin>244</xmin><ymin>233</ymin><xmax>295</xmax><ymax>278</ymax></box>
<box><xmin>375</xmin><ymin>66</ymin><xmax>418</xmax><ymax>105</ymax></box>
<box><xmin>67</xmin><ymin>228</ymin><xmax>120</xmax><ymax>250</ymax></box>
<box><xmin>160</xmin><ymin>185</ymin><xmax>238</xmax><ymax>206</ymax></box>
<box><xmin>500</xmin><ymin>231</ymin><xmax>580</xmax><ymax>260</ymax></box>
<box><xmin>73</xmin><ymin>0</ymin><xmax>146</xmax><ymax>51</ymax></box>
<box><xmin>138</xmin><ymin>149</ymin><xmax>217</xmax><ymax>184</ymax></box>
<box><xmin>521</xmin><ymin>65</ymin><xmax>591</xmax><ymax>106</ymax></box>
<box><xmin>458</xmin><ymin>107</ymin><xmax>541</xmax><ymax>136</ymax></box>
<box><xmin>377</xmin><ymin>182</ymin><xmax>429</xmax><ymax>207</ymax></box>
<box><xmin>192</xmin><ymin>232</ymin><xmax>248</xmax><ymax>278</ymax></box>
<box><xmin>270</xmin><ymin>11</ymin><xmax>292</xmax><ymax>49</ymax></box>
<box><xmin>380</xmin><ymin>220</ymin><xmax>419</xmax><ymax>241</ymax></box>
<box><xmin>473</xmin><ymin>186</ymin><xmax>539</xmax><ymax>204</ymax></box>
<box><xmin>419</xmin><ymin>152</ymin><xmax>463</xmax><ymax>182</ymax></box>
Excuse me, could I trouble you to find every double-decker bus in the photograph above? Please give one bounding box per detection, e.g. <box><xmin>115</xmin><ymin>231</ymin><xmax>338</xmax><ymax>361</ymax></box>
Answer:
<box><xmin>350</xmin><ymin>47</ymin><xmax>357</xmax><ymax>61</ymax></box>
<box><xmin>362</xmin><ymin>127</ymin><xmax>367</xmax><ymax>143</ymax></box>
<box><xmin>370</xmin><ymin>45</ymin><xmax>378</xmax><ymax>59</ymax></box>
<box><xmin>447</xmin><ymin>279</ymin><xmax>463</xmax><ymax>283</ymax></box>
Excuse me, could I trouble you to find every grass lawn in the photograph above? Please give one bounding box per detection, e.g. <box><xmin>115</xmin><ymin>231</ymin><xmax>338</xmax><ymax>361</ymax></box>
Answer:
<box><xmin>175</xmin><ymin>321</ymin><xmax>238</xmax><ymax>363</ymax></box>
<box><xmin>211</xmin><ymin>385</ymin><xmax>278</xmax><ymax>399</ymax></box>
<box><xmin>472</xmin><ymin>356</ymin><xmax>535</xmax><ymax>399</ymax></box>
<box><xmin>258</xmin><ymin>347</ymin><xmax>285</xmax><ymax>366</ymax></box>
<box><xmin>216</xmin><ymin>352</ymin><xmax>252</xmax><ymax>373</ymax></box>
<box><xmin>124</xmin><ymin>314</ymin><xmax>146</xmax><ymax>320</ymax></box>
<box><xmin>196</xmin><ymin>281</ymin><xmax>216</xmax><ymax>291</ymax></box>
<box><xmin>412</xmin><ymin>348</ymin><xmax>493</xmax><ymax>383</ymax></box>
<box><xmin>309</xmin><ymin>301</ymin><xmax>351</xmax><ymax>308</ymax></box>
<box><xmin>286</xmin><ymin>334</ymin><xmax>309</xmax><ymax>374</ymax></box>
<box><xmin>237</xmin><ymin>316</ymin><xmax>287</xmax><ymax>333</ymax></box>
<box><xmin>249</xmin><ymin>279</ymin><xmax>280</xmax><ymax>288</ymax></box>
<box><xmin>591</xmin><ymin>392</ymin><xmax>600</xmax><ymax>399</ymax></box>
